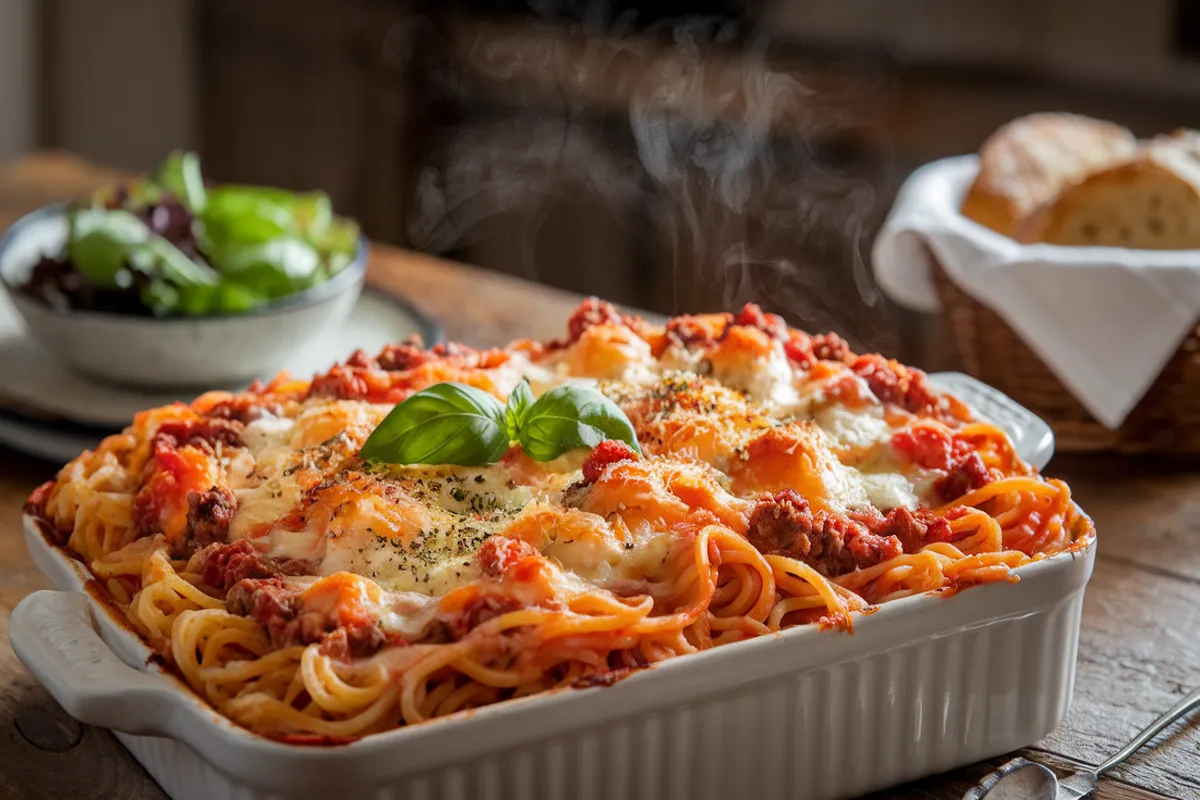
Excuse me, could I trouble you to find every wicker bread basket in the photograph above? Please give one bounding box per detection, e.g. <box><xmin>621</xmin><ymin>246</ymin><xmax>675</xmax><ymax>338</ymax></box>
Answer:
<box><xmin>930</xmin><ymin>253</ymin><xmax>1200</xmax><ymax>455</ymax></box>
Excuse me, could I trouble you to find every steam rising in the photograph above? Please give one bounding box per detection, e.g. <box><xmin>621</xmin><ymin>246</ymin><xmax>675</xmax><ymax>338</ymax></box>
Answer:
<box><xmin>387</xmin><ymin>9</ymin><xmax>898</xmax><ymax>349</ymax></box>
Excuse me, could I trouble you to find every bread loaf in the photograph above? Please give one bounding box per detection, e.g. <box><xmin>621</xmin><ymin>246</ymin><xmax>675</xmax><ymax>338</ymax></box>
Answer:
<box><xmin>1016</xmin><ymin>147</ymin><xmax>1200</xmax><ymax>249</ymax></box>
<box><xmin>960</xmin><ymin>112</ymin><xmax>1138</xmax><ymax>237</ymax></box>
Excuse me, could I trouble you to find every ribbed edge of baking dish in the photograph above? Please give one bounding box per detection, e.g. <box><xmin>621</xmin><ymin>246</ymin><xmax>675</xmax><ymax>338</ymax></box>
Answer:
<box><xmin>9</xmin><ymin>372</ymin><xmax>1092</xmax><ymax>800</ymax></box>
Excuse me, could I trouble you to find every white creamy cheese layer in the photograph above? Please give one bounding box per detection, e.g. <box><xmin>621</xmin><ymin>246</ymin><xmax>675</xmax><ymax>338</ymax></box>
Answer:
<box><xmin>710</xmin><ymin>341</ymin><xmax>808</xmax><ymax>417</ymax></box>
<box><xmin>812</xmin><ymin>403</ymin><xmax>892</xmax><ymax>451</ymax></box>
<box><xmin>223</xmin><ymin>324</ymin><xmax>947</xmax><ymax>606</ymax></box>
<box><xmin>230</xmin><ymin>408</ymin><xmax>671</xmax><ymax>596</ymax></box>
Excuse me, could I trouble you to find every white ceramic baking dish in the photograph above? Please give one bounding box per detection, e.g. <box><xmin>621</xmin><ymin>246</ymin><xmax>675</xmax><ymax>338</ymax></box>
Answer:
<box><xmin>9</xmin><ymin>372</ymin><xmax>1093</xmax><ymax>800</ymax></box>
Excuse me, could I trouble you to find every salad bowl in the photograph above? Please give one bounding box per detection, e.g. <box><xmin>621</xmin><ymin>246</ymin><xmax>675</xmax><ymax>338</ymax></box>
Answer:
<box><xmin>0</xmin><ymin>169</ymin><xmax>369</xmax><ymax>390</ymax></box>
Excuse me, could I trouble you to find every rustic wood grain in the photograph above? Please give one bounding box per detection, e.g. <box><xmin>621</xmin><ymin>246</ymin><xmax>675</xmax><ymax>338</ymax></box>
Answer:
<box><xmin>363</xmin><ymin>247</ymin><xmax>584</xmax><ymax>349</ymax></box>
<box><xmin>0</xmin><ymin>599</ymin><xmax>164</xmax><ymax>800</ymax></box>
<box><xmin>0</xmin><ymin>154</ymin><xmax>1198</xmax><ymax>799</ymax></box>
<box><xmin>871</xmin><ymin>749</ymin><xmax>1182</xmax><ymax>800</ymax></box>
<box><xmin>1040</xmin><ymin>558</ymin><xmax>1199</xmax><ymax>796</ymax></box>
<box><xmin>1056</xmin><ymin>458</ymin><xmax>1200</xmax><ymax>584</ymax></box>
<box><xmin>0</xmin><ymin>454</ymin><xmax>53</xmax><ymax>591</ymax></box>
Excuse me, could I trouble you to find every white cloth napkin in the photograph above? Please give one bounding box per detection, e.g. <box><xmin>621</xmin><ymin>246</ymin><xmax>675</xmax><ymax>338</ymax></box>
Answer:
<box><xmin>872</xmin><ymin>154</ymin><xmax>1200</xmax><ymax>430</ymax></box>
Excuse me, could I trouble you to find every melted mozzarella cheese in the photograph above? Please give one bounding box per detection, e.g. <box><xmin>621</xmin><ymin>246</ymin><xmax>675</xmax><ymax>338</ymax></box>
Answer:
<box><xmin>376</xmin><ymin>592</ymin><xmax>440</xmax><ymax>639</ymax></box>
<box><xmin>485</xmin><ymin>354</ymin><xmax>557</xmax><ymax>396</ymax></box>
<box><xmin>657</xmin><ymin>342</ymin><xmax>706</xmax><ymax>374</ymax></box>
<box><xmin>561</xmin><ymin>324</ymin><xmax>657</xmax><ymax>384</ymax></box>
<box><xmin>231</xmin><ymin>402</ymin><xmax>603</xmax><ymax>596</ymax></box>
<box><xmin>218</xmin><ymin>316</ymin><xmax>963</xmax><ymax>618</ymax></box>
<box><xmin>711</xmin><ymin>341</ymin><xmax>805</xmax><ymax>414</ymax></box>
<box><xmin>539</xmin><ymin>507</ymin><xmax>674</xmax><ymax>587</ymax></box>
<box><xmin>815</xmin><ymin>454</ymin><xmax>874</xmax><ymax>513</ymax></box>
<box><xmin>760</xmin><ymin>347</ymin><xmax>808</xmax><ymax>415</ymax></box>
<box><xmin>241</xmin><ymin>413</ymin><xmax>293</xmax><ymax>453</ymax></box>
<box><xmin>319</xmin><ymin>464</ymin><xmax>546</xmax><ymax>595</ymax></box>
<box><xmin>229</xmin><ymin>415</ymin><xmax>304</xmax><ymax>544</ymax></box>
<box><xmin>281</xmin><ymin>574</ymin><xmax>441</xmax><ymax>640</ymax></box>
<box><xmin>816</xmin><ymin>411</ymin><xmax>925</xmax><ymax>512</ymax></box>
<box><xmin>856</xmin><ymin>472</ymin><xmax>919</xmax><ymax>510</ymax></box>
<box><xmin>817</xmin><ymin>454</ymin><xmax>936</xmax><ymax>513</ymax></box>
<box><xmin>813</xmin><ymin>403</ymin><xmax>892</xmax><ymax>451</ymax></box>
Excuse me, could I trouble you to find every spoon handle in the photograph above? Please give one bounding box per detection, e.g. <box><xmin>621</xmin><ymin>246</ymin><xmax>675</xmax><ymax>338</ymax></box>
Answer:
<box><xmin>1097</xmin><ymin>685</ymin><xmax>1200</xmax><ymax>775</ymax></box>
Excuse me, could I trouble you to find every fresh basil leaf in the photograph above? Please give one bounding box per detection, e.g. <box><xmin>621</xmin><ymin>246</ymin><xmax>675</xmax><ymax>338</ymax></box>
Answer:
<box><xmin>157</xmin><ymin>150</ymin><xmax>207</xmax><ymax>212</ymax></box>
<box><xmin>505</xmin><ymin>379</ymin><xmax>534</xmax><ymax>439</ymax></box>
<box><xmin>360</xmin><ymin>382</ymin><xmax>509</xmax><ymax>466</ymax></box>
<box><xmin>517</xmin><ymin>384</ymin><xmax>640</xmax><ymax>462</ymax></box>
<box><xmin>67</xmin><ymin>209</ymin><xmax>150</xmax><ymax>287</ymax></box>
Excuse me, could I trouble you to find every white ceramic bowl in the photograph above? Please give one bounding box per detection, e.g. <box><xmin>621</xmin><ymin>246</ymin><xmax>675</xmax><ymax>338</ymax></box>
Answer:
<box><xmin>0</xmin><ymin>203</ymin><xmax>368</xmax><ymax>390</ymax></box>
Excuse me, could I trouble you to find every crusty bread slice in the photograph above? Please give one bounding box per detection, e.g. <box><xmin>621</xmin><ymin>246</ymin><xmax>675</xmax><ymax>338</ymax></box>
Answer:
<box><xmin>961</xmin><ymin>112</ymin><xmax>1138</xmax><ymax>237</ymax></box>
<box><xmin>1016</xmin><ymin>147</ymin><xmax>1200</xmax><ymax>249</ymax></box>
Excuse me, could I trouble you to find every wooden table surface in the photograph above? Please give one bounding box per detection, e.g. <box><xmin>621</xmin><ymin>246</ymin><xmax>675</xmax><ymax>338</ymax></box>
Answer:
<box><xmin>0</xmin><ymin>154</ymin><xmax>1196</xmax><ymax>800</ymax></box>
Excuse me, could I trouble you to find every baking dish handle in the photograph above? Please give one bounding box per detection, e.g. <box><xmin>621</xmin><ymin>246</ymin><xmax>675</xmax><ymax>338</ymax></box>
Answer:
<box><xmin>9</xmin><ymin>590</ymin><xmax>179</xmax><ymax>737</ymax></box>
<box><xmin>928</xmin><ymin>371</ymin><xmax>1055</xmax><ymax>470</ymax></box>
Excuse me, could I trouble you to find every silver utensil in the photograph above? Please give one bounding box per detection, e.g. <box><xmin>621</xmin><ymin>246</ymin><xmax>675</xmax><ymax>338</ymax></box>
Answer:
<box><xmin>964</xmin><ymin>685</ymin><xmax>1200</xmax><ymax>799</ymax></box>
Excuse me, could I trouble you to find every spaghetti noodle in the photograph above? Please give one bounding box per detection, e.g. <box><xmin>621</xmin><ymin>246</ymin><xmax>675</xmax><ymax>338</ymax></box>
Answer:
<box><xmin>28</xmin><ymin>300</ymin><xmax>1094</xmax><ymax>740</ymax></box>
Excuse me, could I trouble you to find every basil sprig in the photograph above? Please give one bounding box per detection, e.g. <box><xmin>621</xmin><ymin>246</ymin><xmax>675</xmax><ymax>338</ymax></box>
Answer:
<box><xmin>517</xmin><ymin>384</ymin><xmax>641</xmax><ymax>462</ymax></box>
<box><xmin>360</xmin><ymin>379</ymin><xmax>640</xmax><ymax>467</ymax></box>
<box><xmin>358</xmin><ymin>382</ymin><xmax>510</xmax><ymax>466</ymax></box>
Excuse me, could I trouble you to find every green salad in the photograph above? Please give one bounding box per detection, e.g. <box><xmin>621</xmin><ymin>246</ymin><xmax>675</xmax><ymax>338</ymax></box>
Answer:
<box><xmin>19</xmin><ymin>151</ymin><xmax>361</xmax><ymax>317</ymax></box>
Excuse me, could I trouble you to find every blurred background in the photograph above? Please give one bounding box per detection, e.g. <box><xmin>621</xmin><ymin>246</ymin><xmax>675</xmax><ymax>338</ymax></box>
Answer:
<box><xmin>5</xmin><ymin>0</ymin><xmax>1200</xmax><ymax>364</ymax></box>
